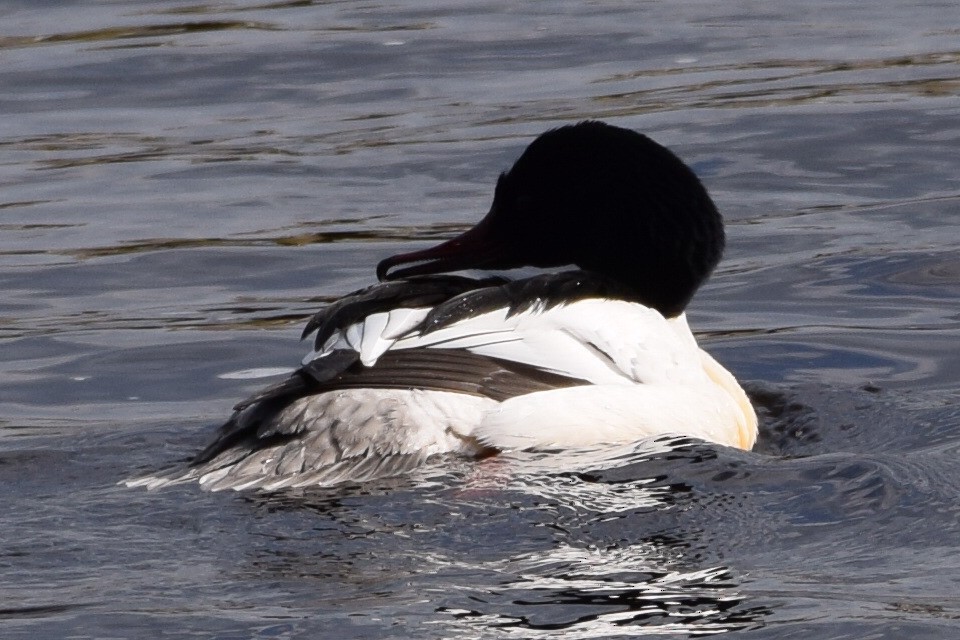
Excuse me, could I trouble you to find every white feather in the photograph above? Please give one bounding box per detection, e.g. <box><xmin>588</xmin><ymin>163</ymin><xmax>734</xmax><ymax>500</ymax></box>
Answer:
<box><xmin>344</xmin><ymin>323</ymin><xmax>362</xmax><ymax>351</ymax></box>
<box><xmin>384</xmin><ymin>299</ymin><xmax>702</xmax><ymax>387</ymax></box>
<box><xmin>301</xmin><ymin>308</ymin><xmax>432</xmax><ymax>366</ymax></box>
<box><xmin>359</xmin><ymin>312</ymin><xmax>391</xmax><ymax>366</ymax></box>
<box><xmin>382</xmin><ymin>307</ymin><xmax>431</xmax><ymax>339</ymax></box>
<box><xmin>304</xmin><ymin>300</ymin><xmax>717</xmax><ymax>390</ymax></box>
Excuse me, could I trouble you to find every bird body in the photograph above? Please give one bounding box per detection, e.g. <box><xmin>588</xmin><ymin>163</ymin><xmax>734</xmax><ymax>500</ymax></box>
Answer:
<box><xmin>128</xmin><ymin>121</ymin><xmax>757</xmax><ymax>492</ymax></box>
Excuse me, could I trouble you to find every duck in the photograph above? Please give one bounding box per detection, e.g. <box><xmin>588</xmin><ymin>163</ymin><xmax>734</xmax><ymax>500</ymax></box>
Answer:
<box><xmin>131</xmin><ymin>120</ymin><xmax>757</xmax><ymax>492</ymax></box>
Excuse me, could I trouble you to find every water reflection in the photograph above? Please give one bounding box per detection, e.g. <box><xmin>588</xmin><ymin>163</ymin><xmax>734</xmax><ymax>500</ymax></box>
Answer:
<box><xmin>439</xmin><ymin>556</ymin><xmax>761</xmax><ymax>638</ymax></box>
<box><xmin>240</xmin><ymin>439</ymin><xmax>770</xmax><ymax>636</ymax></box>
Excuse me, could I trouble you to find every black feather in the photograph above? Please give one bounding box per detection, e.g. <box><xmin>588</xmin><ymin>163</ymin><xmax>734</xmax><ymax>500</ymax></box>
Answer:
<box><xmin>301</xmin><ymin>274</ymin><xmax>507</xmax><ymax>349</ymax></box>
<box><xmin>418</xmin><ymin>270</ymin><xmax>635</xmax><ymax>335</ymax></box>
<box><xmin>308</xmin><ymin>348</ymin><xmax>589</xmax><ymax>402</ymax></box>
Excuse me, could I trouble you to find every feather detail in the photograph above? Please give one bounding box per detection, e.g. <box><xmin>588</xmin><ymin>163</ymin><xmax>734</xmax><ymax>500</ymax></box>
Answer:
<box><xmin>359</xmin><ymin>312</ymin><xmax>391</xmax><ymax>366</ymax></box>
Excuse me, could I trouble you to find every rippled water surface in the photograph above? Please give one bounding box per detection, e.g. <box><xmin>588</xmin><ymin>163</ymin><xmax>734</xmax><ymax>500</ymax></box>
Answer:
<box><xmin>2</xmin><ymin>1</ymin><xmax>960</xmax><ymax>638</ymax></box>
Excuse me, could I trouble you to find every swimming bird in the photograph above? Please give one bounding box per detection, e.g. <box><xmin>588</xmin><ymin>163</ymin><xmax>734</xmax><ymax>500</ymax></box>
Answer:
<box><xmin>132</xmin><ymin>120</ymin><xmax>757</xmax><ymax>491</ymax></box>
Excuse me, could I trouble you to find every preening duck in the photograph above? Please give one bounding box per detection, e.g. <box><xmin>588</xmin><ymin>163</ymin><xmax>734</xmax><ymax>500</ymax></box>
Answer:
<box><xmin>132</xmin><ymin>120</ymin><xmax>757</xmax><ymax>491</ymax></box>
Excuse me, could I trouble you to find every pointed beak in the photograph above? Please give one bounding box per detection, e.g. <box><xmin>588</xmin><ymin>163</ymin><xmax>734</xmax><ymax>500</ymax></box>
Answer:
<box><xmin>377</xmin><ymin>215</ymin><xmax>511</xmax><ymax>281</ymax></box>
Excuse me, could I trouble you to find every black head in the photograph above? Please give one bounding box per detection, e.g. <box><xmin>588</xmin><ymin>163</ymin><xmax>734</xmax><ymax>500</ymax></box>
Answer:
<box><xmin>377</xmin><ymin>120</ymin><xmax>725</xmax><ymax>317</ymax></box>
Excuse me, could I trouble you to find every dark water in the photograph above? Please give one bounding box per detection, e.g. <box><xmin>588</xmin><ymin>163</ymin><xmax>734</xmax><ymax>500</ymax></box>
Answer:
<box><xmin>2</xmin><ymin>1</ymin><xmax>959</xmax><ymax>638</ymax></box>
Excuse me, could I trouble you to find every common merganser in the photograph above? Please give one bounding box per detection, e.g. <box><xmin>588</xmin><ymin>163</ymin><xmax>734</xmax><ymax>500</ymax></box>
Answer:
<box><xmin>131</xmin><ymin>120</ymin><xmax>757</xmax><ymax>492</ymax></box>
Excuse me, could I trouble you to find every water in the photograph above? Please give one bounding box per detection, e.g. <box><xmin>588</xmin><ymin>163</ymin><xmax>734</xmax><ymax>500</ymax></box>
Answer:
<box><xmin>2</xmin><ymin>1</ymin><xmax>959</xmax><ymax>637</ymax></box>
